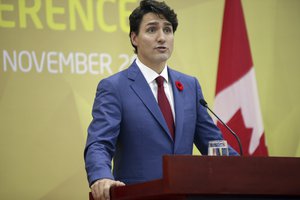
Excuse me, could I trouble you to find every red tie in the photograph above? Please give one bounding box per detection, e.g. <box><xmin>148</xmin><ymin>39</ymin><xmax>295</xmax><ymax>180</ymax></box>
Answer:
<box><xmin>156</xmin><ymin>76</ymin><xmax>175</xmax><ymax>140</ymax></box>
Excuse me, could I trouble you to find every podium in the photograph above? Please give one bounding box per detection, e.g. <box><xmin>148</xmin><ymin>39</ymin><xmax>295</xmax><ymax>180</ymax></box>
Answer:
<box><xmin>89</xmin><ymin>155</ymin><xmax>300</xmax><ymax>200</ymax></box>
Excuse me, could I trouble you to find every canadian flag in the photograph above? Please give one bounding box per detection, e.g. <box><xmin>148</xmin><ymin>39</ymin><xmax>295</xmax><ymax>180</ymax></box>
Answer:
<box><xmin>214</xmin><ymin>0</ymin><xmax>268</xmax><ymax>156</ymax></box>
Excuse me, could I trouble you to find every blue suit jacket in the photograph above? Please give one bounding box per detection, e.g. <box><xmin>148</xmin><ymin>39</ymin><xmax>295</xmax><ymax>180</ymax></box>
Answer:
<box><xmin>84</xmin><ymin>61</ymin><xmax>238</xmax><ymax>186</ymax></box>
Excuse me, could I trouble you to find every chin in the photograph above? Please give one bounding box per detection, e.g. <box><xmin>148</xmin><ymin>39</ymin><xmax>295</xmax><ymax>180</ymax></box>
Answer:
<box><xmin>154</xmin><ymin>54</ymin><xmax>171</xmax><ymax>63</ymax></box>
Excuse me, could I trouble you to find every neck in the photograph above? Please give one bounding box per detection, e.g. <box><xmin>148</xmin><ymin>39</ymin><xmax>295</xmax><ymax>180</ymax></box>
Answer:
<box><xmin>137</xmin><ymin>56</ymin><xmax>166</xmax><ymax>74</ymax></box>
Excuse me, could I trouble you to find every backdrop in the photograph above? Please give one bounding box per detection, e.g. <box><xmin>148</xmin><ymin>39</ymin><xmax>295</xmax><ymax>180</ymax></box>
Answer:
<box><xmin>1</xmin><ymin>0</ymin><xmax>299</xmax><ymax>199</ymax></box>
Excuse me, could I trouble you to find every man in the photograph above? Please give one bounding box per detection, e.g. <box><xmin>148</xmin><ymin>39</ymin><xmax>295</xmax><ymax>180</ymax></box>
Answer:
<box><xmin>84</xmin><ymin>0</ymin><xmax>239</xmax><ymax>199</ymax></box>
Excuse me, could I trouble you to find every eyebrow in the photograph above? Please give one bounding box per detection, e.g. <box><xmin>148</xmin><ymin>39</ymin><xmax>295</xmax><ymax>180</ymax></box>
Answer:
<box><xmin>146</xmin><ymin>21</ymin><xmax>172</xmax><ymax>27</ymax></box>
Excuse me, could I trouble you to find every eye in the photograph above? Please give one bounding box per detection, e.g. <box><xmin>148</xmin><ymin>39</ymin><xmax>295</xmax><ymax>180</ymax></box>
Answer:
<box><xmin>146</xmin><ymin>27</ymin><xmax>156</xmax><ymax>33</ymax></box>
<box><xmin>164</xmin><ymin>27</ymin><xmax>172</xmax><ymax>33</ymax></box>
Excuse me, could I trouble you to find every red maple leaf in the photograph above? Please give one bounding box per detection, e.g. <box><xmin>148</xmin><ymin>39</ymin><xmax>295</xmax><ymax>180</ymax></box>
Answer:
<box><xmin>217</xmin><ymin>109</ymin><xmax>252</xmax><ymax>156</ymax></box>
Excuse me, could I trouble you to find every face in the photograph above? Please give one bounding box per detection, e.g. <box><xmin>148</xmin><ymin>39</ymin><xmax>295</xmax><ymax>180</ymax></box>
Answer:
<box><xmin>131</xmin><ymin>12</ymin><xmax>174</xmax><ymax>72</ymax></box>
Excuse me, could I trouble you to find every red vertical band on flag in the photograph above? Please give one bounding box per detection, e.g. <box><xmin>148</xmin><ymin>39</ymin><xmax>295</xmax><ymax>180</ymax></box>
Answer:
<box><xmin>215</xmin><ymin>0</ymin><xmax>268</xmax><ymax>156</ymax></box>
<box><xmin>216</xmin><ymin>0</ymin><xmax>252</xmax><ymax>94</ymax></box>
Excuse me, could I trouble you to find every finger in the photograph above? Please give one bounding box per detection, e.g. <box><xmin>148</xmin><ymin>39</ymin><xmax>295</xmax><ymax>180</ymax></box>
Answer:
<box><xmin>91</xmin><ymin>189</ymin><xmax>97</xmax><ymax>200</ymax></box>
<box><xmin>103</xmin><ymin>180</ymin><xmax>124</xmax><ymax>200</ymax></box>
<box><xmin>91</xmin><ymin>181</ymin><xmax>102</xmax><ymax>200</ymax></box>
<box><xmin>116</xmin><ymin>181</ymin><xmax>125</xmax><ymax>186</ymax></box>
<box><xmin>99</xmin><ymin>181</ymin><xmax>105</xmax><ymax>200</ymax></box>
<box><xmin>104</xmin><ymin>180</ymin><xmax>125</xmax><ymax>199</ymax></box>
<box><xmin>103</xmin><ymin>180</ymin><xmax>113</xmax><ymax>200</ymax></box>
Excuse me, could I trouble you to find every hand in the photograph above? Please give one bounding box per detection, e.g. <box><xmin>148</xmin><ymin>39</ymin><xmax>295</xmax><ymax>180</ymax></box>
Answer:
<box><xmin>91</xmin><ymin>178</ymin><xmax>125</xmax><ymax>200</ymax></box>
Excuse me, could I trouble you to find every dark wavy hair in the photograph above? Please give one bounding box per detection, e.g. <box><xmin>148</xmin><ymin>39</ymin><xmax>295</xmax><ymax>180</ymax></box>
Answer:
<box><xmin>129</xmin><ymin>0</ymin><xmax>178</xmax><ymax>54</ymax></box>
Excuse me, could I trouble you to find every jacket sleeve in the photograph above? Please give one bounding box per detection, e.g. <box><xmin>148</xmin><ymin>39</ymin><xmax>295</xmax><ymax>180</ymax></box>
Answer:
<box><xmin>84</xmin><ymin>78</ymin><xmax>122</xmax><ymax>186</ymax></box>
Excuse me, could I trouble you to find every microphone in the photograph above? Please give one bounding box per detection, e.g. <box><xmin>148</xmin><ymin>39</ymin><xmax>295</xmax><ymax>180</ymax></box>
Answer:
<box><xmin>199</xmin><ymin>99</ymin><xmax>243</xmax><ymax>156</ymax></box>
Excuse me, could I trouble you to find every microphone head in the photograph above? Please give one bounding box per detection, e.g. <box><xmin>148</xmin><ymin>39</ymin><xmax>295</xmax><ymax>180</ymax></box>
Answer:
<box><xmin>199</xmin><ymin>99</ymin><xmax>208</xmax><ymax>107</ymax></box>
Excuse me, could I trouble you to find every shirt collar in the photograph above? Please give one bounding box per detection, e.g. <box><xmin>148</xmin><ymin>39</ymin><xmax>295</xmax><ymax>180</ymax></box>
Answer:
<box><xmin>135</xmin><ymin>57</ymin><xmax>169</xmax><ymax>84</ymax></box>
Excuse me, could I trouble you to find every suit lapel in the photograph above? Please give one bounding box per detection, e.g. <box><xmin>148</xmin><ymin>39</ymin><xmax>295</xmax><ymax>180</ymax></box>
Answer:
<box><xmin>127</xmin><ymin>63</ymin><xmax>172</xmax><ymax>141</ymax></box>
<box><xmin>169</xmin><ymin>69</ymin><xmax>185</xmax><ymax>149</ymax></box>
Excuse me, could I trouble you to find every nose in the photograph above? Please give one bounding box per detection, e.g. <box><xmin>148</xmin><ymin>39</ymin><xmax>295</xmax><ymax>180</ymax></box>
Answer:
<box><xmin>157</xmin><ymin>29</ymin><xmax>166</xmax><ymax>43</ymax></box>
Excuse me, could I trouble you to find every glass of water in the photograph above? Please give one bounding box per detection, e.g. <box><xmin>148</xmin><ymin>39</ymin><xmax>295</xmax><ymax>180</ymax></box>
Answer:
<box><xmin>208</xmin><ymin>140</ymin><xmax>229</xmax><ymax>156</ymax></box>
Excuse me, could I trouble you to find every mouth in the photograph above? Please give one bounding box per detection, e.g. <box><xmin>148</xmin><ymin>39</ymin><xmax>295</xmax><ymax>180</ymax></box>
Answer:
<box><xmin>155</xmin><ymin>46</ymin><xmax>168</xmax><ymax>52</ymax></box>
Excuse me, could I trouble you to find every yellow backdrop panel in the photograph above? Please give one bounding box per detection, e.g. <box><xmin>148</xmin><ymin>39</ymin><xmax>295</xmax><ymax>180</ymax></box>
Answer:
<box><xmin>0</xmin><ymin>0</ymin><xmax>299</xmax><ymax>199</ymax></box>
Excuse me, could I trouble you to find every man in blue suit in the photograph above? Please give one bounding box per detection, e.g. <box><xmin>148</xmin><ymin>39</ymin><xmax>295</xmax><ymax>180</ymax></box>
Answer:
<box><xmin>84</xmin><ymin>0</ymin><xmax>238</xmax><ymax>199</ymax></box>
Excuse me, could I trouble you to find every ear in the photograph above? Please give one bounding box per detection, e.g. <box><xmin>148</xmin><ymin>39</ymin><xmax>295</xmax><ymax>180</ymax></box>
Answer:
<box><xmin>130</xmin><ymin>32</ymin><xmax>138</xmax><ymax>46</ymax></box>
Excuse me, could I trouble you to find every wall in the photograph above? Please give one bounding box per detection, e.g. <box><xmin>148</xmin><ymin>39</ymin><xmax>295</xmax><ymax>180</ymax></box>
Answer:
<box><xmin>0</xmin><ymin>0</ymin><xmax>299</xmax><ymax>199</ymax></box>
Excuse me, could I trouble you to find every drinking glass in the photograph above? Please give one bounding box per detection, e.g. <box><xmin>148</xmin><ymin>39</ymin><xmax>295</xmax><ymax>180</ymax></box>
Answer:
<box><xmin>208</xmin><ymin>140</ymin><xmax>229</xmax><ymax>156</ymax></box>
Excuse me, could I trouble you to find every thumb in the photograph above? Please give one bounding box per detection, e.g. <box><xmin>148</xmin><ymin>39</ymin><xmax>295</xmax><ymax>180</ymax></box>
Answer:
<box><xmin>114</xmin><ymin>181</ymin><xmax>125</xmax><ymax>187</ymax></box>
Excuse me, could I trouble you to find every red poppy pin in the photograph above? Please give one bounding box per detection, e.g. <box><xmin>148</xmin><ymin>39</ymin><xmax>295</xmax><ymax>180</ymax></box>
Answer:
<box><xmin>175</xmin><ymin>81</ymin><xmax>184</xmax><ymax>91</ymax></box>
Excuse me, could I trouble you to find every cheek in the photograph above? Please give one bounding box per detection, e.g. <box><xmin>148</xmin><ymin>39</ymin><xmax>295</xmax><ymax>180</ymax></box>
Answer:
<box><xmin>169</xmin><ymin>38</ymin><xmax>174</xmax><ymax>51</ymax></box>
<box><xmin>143</xmin><ymin>36</ymin><xmax>153</xmax><ymax>46</ymax></box>
<box><xmin>138</xmin><ymin>37</ymin><xmax>151</xmax><ymax>49</ymax></box>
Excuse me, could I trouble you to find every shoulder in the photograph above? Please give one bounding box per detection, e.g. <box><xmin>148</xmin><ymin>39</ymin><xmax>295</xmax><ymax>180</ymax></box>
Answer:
<box><xmin>98</xmin><ymin>63</ymin><xmax>135</xmax><ymax>87</ymax></box>
<box><xmin>101</xmin><ymin>70</ymin><xmax>127</xmax><ymax>84</ymax></box>
<box><xmin>94</xmin><ymin>62</ymin><xmax>140</xmax><ymax>98</ymax></box>
<box><xmin>100</xmin><ymin>61</ymin><xmax>139</xmax><ymax>84</ymax></box>
<box><xmin>168</xmin><ymin>67</ymin><xmax>200</xmax><ymax>87</ymax></box>
<box><xmin>169</xmin><ymin>68</ymin><xmax>197</xmax><ymax>81</ymax></box>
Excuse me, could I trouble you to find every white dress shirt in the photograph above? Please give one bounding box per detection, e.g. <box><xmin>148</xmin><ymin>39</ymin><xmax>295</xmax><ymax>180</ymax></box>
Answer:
<box><xmin>135</xmin><ymin>58</ymin><xmax>175</xmax><ymax>121</ymax></box>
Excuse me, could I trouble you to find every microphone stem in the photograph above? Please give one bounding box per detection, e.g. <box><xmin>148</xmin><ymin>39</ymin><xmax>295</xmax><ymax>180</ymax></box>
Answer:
<box><xmin>205</xmin><ymin>105</ymin><xmax>244</xmax><ymax>156</ymax></box>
